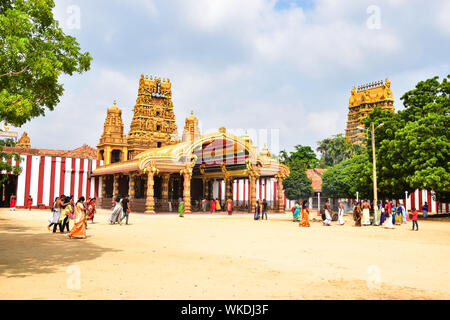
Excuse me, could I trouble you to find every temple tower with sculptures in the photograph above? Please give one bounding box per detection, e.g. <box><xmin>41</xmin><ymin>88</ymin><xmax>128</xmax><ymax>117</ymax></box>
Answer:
<box><xmin>345</xmin><ymin>78</ymin><xmax>395</xmax><ymax>144</ymax></box>
<box><xmin>93</xmin><ymin>75</ymin><xmax>290</xmax><ymax>214</ymax></box>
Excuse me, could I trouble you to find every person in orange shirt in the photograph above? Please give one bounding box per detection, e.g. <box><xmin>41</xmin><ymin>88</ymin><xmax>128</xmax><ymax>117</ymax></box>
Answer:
<box><xmin>411</xmin><ymin>207</ymin><xmax>419</xmax><ymax>231</ymax></box>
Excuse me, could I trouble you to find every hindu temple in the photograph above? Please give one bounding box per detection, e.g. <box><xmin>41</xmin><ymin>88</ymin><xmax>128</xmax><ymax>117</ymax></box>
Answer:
<box><xmin>92</xmin><ymin>75</ymin><xmax>290</xmax><ymax>214</ymax></box>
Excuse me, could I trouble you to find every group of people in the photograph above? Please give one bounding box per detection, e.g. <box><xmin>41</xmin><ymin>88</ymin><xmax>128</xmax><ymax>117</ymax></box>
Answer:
<box><xmin>253</xmin><ymin>199</ymin><xmax>268</xmax><ymax>220</ymax></box>
<box><xmin>108</xmin><ymin>195</ymin><xmax>130</xmax><ymax>225</ymax></box>
<box><xmin>48</xmin><ymin>195</ymin><xmax>97</xmax><ymax>239</ymax></box>
<box><xmin>292</xmin><ymin>200</ymin><xmax>311</xmax><ymax>227</ymax></box>
<box><xmin>353</xmin><ymin>200</ymin><xmax>420</xmax><ymax>231</ymax></box>
<box><xmin>201</xmin><ymin>198</ymin><xmax>234</xmax><ymax>215</ymax></box>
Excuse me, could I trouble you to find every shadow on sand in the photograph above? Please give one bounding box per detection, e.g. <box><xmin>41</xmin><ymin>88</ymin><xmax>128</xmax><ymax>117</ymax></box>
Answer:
<box><xmin>0</xmin><ymin>218</ymin><xmax>121</xmax><ymax>278</ymax></box>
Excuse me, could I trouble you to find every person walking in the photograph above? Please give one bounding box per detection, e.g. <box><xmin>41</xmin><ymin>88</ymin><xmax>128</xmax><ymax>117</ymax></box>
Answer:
<box><xmin>27</xmin><ymin>195</ymin><xmax>33</xmax><ymax>211</ymax></box>
<box><xmin>60</xmin><ymin>197</ymin><xmax>73</xmax><ymax>233</ymax></box>
<box><xmin>211</xmin><ymin>198</ymin><xmax>216</xmax><ymax>213</ymax></box>
<box><xmin>216</xmin><ymin>199</ymin><xmax>221</xmax><ymax>212</ymax></box>
<box><xmin>411</xmin><ymin>207</ymin><xmax>419</xmax><ymax>231</ymax></box>
<box><xmin>361</xmin><ymin>200</ymin><xmax>371</xmax><ymax>225</ymax></box>
<box><xmin>254</xmin><ymin>200</ymin><xmax>261</xmax><ymax>220</ymax></box>
<box><xmin>48</xmin><ymin>196</ymin><xmax>61</xmax><ymax>233</ymax></box>
<box><xmin>262</xmin><ymin>199</ymin><xmax>268</xmax><ymax>220</ymax></box>
<box><xmin>226</xmin><ymin>198</ymin><xmax>233</xmax><ymax>215</ymax></box>
<box><xmin>353</xmin><ymin>202</ymin><xmax>362</xmax><ymax>227</ymax></box>
<box><xmin>109</xmin><ymin>197</ymin><xmax>123</xmax><ymax>225</ymax></box>
<box><xmin>69</xmin><ymin>197</ymin><xmax>87</xmax><ymax>239</ymax></box>
<box><xmin>202</xmin><ymin>198</ymin><xmax>207</xmax><ymax>213</ymax></box>
<box><xmin>9</xmin><ymin>194</ymin><xmax>16</xmax><ymax>211</ymax></box>
<box><xmin>337</xmin><ymin>201</ymin><xmax>345</xmax><ymax>225</ymax></box>
<box><xmin>323</xmin><ymin>200</ymin><xmax>332</xmax><ymax>226</ymax></box>
<box><xmin>178</xmin><ymin>200</ymin><xmax>185</xmax><ymax>217</ymax></box>
<box><xmin>293</xmin><ymin>201</ymin><xmax>301</xmax><ymax>222</ymax></box>
<box><xmin>422</xmin><ymin>202</ymin><xmax>429</xmax><ymax>218</ymax></box>
<box><xmin>120</xmin><ymin>195</ymin><xmax>131</xmax><ymax>224</ymax></box>
<box><xmin>300</xmin><ymin>200</ymin><xmax>310</xmax><ymax>227</ymax></box>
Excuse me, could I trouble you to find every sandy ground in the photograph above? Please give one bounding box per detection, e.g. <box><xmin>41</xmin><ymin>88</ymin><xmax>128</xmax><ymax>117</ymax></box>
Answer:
<box><xmin>0</xmin><ymin>208</ymin><xmax>449</xmax><ymax>300</ymax></box>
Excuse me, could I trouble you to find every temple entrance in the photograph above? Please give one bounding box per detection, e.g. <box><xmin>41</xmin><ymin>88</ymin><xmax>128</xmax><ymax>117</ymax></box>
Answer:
<box><xmin>118</xmin><ymin>175</ymin><xmax>129</xmax><ymax>196</ymax></box>
<box><xmin>0</xmin><ymin>175</ymin><xmax>18</xmax><ymax>208</ymax></box>
<box><xmin>190</xmin><ymin>178</ymin><xmax>203</xmax><ymax>212</ymax></box>
<box><xmin>104</xmin><ymin>175</ymin><xmax>114</xmax><ymax>198</ymax></box>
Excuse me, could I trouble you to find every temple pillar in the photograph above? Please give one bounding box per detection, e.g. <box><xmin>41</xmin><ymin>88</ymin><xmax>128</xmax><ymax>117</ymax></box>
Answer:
<box><xmin>160</xmin><ymin>173</ymin><xmax>170</xmax><ymax>212</ymax></box>
<box><xmin>276</xmin><ymin>174</ymin><xmax>285</xmax><ymax>213</ymax></box>
<box><xmin>249</xmin><ymin>175</ymin><xmax>257</xmax><ymax>213</ymax></box>
<box><xmin>183</xmin><ymin>172</ymin><xmax>192</xmax><ymax>214</ymax></box>
<box><xmin>225</xmin><ymin>176</ymin><xmax>233</xmax><ymax>201</ymax></box>
<box><xmin>112</xmin><ymin>174</ymin><xmax>119</xmax><ymax>207</ymax></box>
<box><xmin>128</xmin><ymin>173</ymin><xmax>135</xmax><ymax>211</ymax></box>
<box><xmin>145</xmin><ymin>171</ymin><xmax>155</xmax><ymax>214</ymax></box>
<box><xmin>203</xmin><ymin>177</ymin><xmax>210</xmax><ymax>199</ymax></box>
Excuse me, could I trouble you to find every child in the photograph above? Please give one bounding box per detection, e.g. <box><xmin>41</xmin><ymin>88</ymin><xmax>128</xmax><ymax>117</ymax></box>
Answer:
<box><xmin>411</xmin><ymin>207</ymin><xmax>418</xmax><ymax>231</ymax></box>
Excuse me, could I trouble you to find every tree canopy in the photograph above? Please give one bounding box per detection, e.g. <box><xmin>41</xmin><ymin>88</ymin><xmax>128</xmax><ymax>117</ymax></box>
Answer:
<box><xmin>279</xmin><ymin>145</ymin><xmax>315</xmax><ymax>201</ymax></box>
<box><xmin>0</xmin><ymin>138</ymin><xmax>22</xmax><ymax>184</ymax></box>
<box><xmin>322</xmin><ymin>153</ymin><xmax>372</xmax><ymax>199</ymax></box>
<box><xmin>0</xmin><ymin>0</ymin><xmax>92</xmax><ymax>126</ymax></box>
<box><xmin>323</xmin><ymin>75</ymin><xmax>449</xmax><ymax>203</ymax></box>
<box><xmin>364</xmin><ymin>75</ymin><xmax>450</xmax><ymax>203</ymax></box>
<box><xmin>317</xmin><ymin>133</ymin><xmax>364</xmax><ymax>167</ymax></box>
<box><xmin>279</xmin><ymin>145</ymin><xmax>319</xmax><ymax>169</ymax></box>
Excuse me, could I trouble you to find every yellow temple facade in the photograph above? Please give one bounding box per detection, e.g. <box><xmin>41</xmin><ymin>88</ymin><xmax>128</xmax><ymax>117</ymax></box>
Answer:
<box><xmin>345</xmin><ymin>78</ymin><xmax>395</xmax><ymax>144</ymax></box>
<box><xmin>92</xmin><ymin>75</ymin><xmax>290</xmax><ymax>214</ymax></box>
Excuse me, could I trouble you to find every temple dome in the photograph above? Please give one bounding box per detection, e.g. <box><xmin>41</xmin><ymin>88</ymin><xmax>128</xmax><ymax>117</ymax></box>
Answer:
<box><xmin>108</xmin><ymin>100</ymin><xmax>121</xmax><ymax>114</ymax></box>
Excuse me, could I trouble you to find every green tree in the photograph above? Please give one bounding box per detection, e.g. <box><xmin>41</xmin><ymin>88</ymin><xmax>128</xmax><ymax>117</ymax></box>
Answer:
<box><xmin>363</xmin><ymin>75</ymin><xmax>450</xmax><ymax>203</ymax></box>
<box><xmin>279</xmin><ymin>145</ymin><xmax>319</xmax><ymax>169</ymax></box>
<box><xmin>283</xmin><ymin>159</ymin><xmax>314</xmax><ymax>201</ymax></box>
<box><xmin>0</xmin><ymin>138</ymin><xmax>22</xmax><ymax>184</ymax></box>
<box><xmin>0</xmin><ymin>0</ymin><xmax>92</xmax><ymax>126</ymax></box>
<box><xmin>0</xmin><ymin>0</ymin><xmax>91</xmax><ymax>183</ymax></box>
<box><xmin>317</xmin><ymin>133</ymin><xmax>364</xmax><ymax>167</ymax></box>
<box><xmin>322</xmin><ymin>153</ymin><xmax>372</xmax><ymax>199</ymax></box>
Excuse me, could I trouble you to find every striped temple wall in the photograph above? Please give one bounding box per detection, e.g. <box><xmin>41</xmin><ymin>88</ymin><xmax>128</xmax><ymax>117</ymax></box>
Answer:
<box><xmin>2</xmin><ymin>155</ymin><xmax>103</xmax><ymax>208</ymax></box>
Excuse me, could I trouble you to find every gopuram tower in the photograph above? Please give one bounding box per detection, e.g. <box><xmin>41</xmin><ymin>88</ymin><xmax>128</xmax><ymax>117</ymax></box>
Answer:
<box><xmin>127</xmin><ymin>75</ymin><xmax>179</xmax><ymax>159</ymax></box>
<box><xmin>345</xmin><ymin>78</ymin><xmax>395</xmax><ymax>144</ymax></box>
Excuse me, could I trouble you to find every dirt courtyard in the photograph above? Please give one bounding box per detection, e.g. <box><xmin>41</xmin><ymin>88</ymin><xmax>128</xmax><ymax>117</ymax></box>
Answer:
<box><xmin>0</xmin><ymin>208</ymin><xmax>449</xmax><ymax>300</ymax></box>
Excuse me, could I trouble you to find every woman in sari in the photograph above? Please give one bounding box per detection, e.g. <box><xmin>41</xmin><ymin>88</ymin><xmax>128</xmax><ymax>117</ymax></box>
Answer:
<box><xmin>391</xmin><ymin>204</ymin><xmax>397</xmax><ymax>225</ymax></box>
<box><xmin>9</xmin><ymin>194</ymin><xmax>16</xmax><ymax>211</ymax></box>
<box><xmin>211</xmin><ymin>199</ymin><xmax>216</xmax><ymax>213</ymax></box>
<box><xmin>216</xmin><ymin>199</ymin><xmax>221</xmax><ymax>212</ymax></box>
<box><xmin>353</xmin><ymin>202</ymin><xmax>361</xmax><ymax>227</ymax></box>
<box><xmin>86</xmin><ymin>198</ymin><xmax>96</xmax><ymax>223</ymax></box>
<box><xmin>69</xmin><ymin>197</ymin><xmax>87</xmax><ymax>239</ymax></box>
<box><xmin>395</xmin><ymin>206</ymin><xmax>403</xmax><ymax>225</ymax></box>
<box><xmin>293</xmin><ymin>202</ymin><xmax>301</xmax><ymax>222</ymax></box>
<box><xmin>300</xmin><ymin>200</ymin><xmax>310</xmax><ymax>227</ymax></box>
<box><xmin>380</xmin><ymin>203</ymin><xmax>386</xmax><ymax>225</ymax></box>
<box><xmin>384</xmin><ymin>206</ymin><xmax>394</xmax><ymax>229</ymax></box>
<box><xmin>178</xmin><ymin>200</ymin><xmax>185</xmax><ymax>217</ymax></box>
<box><xmin>109</xmin><ymin>197</ymin><xmax>123</xmax><ymax>225</ymax></box>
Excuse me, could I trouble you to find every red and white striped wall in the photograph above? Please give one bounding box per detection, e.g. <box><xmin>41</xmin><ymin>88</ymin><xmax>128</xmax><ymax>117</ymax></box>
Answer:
<box><xmin>4</xmin><ymin>155</ymin><xmax>103</xmax><ymax>208</ymax></box>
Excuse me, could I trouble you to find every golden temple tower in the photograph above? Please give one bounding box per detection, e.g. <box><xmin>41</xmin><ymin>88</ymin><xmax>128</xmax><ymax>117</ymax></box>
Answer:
<box><xmin>97</xmin><ymin>101</ymin><xmax>128</xmax><ymax>165</ymax></box>
<box><xmin>17</xmin><ymin>132</ymin><xmax>31</xmax><ymax>148</ymax></box>
<box><xmin>345</xmin><ymin>78</ymin><xmax>395</xmax><ymax>144</ymax></box>
<box><xmin>182</xmin><ymin>111</ymin><xmax>201</xmax><ymax>143</ymax></box>
<box><xmin>127</xmin><ymin>75</ymin><xmax>178</xmax><ymax>159</ymax></box>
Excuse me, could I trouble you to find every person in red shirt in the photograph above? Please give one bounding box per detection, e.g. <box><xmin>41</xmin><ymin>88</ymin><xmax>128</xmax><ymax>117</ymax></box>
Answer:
<box><xmin>411</xmin><ymin>207</ymin><xmax>419</xmax><ymax>231</ymax></box>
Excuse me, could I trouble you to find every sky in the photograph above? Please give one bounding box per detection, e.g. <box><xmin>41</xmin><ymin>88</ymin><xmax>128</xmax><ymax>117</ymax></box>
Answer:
<box><xmin>11</xmin><ymin>0</ymin><xmax>450</xmax><ymax>156</ymax></box>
